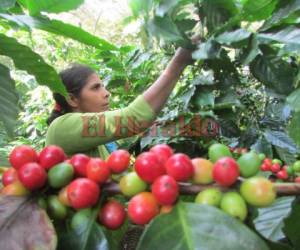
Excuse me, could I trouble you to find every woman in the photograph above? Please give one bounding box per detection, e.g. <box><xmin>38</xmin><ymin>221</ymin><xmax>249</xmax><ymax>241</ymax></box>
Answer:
<box><xmin>45</xmin><ymin>47</ymin><xmax>194</xmax><ymax>159</ymax></box>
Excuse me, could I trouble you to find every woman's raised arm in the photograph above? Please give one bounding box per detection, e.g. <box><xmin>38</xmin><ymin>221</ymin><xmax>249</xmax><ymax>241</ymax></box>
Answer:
<box><xmin>143</xmin><ymin>47</ymin><xmax>193</xmax><ymax>114</ymax></box>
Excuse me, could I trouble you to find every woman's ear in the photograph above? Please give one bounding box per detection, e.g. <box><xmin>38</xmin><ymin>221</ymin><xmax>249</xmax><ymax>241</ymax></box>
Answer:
<box><xmin>66</xmin><ymin>93</ymin><xmax>79</xmax><ymax>109</ymax></box>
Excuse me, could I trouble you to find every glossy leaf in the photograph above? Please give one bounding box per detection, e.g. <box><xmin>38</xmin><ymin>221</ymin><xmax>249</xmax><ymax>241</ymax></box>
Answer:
<box><xmin>287</xmin><ymin>88</ymin><xmax>300</xmax><ymax>112</ymax></box>
<box><xmin>57</xmin><ymin>206</ymin><xmax>109</xmax><ymax>250</ymax></box>
<box><xmin>0</xmin><ymin>195</ymin><xmax>57</xmax><ymax>250</ymax></box>
<box><xmin>0</xmin><ymin>33</ymin><xmax>67</xmax><ymax>96</ymax></box>
<box><xmin>261</xmin><ymin>0</ymin><xmax>300</xmax><ymax>30</ymax></box>
<box><xmin>103</xmin><ymin>220</ymin><xmax>129</xmax><ymax>250</ymax></box>
<box><xmin>288</xmin><ymin>111</ymin><xmax>300</xmax><ymax>148</ymax></box>
<box><xmin>0</xmin><ymin>14</ymin><xmax>117</xmax><ymax>51</ymax></box>
<box><xmin>192</xmin><ymin>39</ymin><xmax>222</xmax><ymax>60</ymax></box>
<box><xmin>250</xmin><ymin>55</ymin><xmax>296</xmax><ymax>95</ymax></box>
<box><xmin>137</xmin><ymin>202</ymin><xmax>269</xmax><ymax>250</ymax></box>
<box><xmin>175</xmin><ymin>19</ymin><xmax>197</xmax><ymax>34</ymax></box>
<box><xmin>253</xmin><ymin>197</ymin><xmax>295</xmax><ymax>242</ymax></box>
<box><xmin>242</xmin><ymin>0</ymin><xmax>278</xmax><ymax>21</ymax></box>
<box><xmin>239</xmin><ymin>34</ymin><xmax>261</xmax><ymax>65</ymax></box>
<box><xmin>283</xmin><ymin>197</ymin><xmax>300</xmax><ymax>249</ymax></box>
<box><xmin>215</xmin><ymin>29</ymin><xmax>251</xmax><ymax>46</ymax></box>
<box><xmin>258</xmin><ymin>25</ymin><xmax>300</xmax><ymax>46</ymax></box>
<box><xmin>192</xmin><ymin>88</ymin><xmax>214</xmax><ymax>108</ymax></box>
<box><xmin>261</xmin><ymin>102</ymin><xmax>292</xmax><ymax>128</ymax></box>
<box><xmin>251</xmin><ymin>136</ymin><xmax>273</xmax><ymax>158</ymax></box>
<box><xmin>214</xmin><ymin>90</ymin><xmax>242</xmax><ymax>110</ymax></box>
<box><xmin>156</xmin><ymin>0</ymin><xmax>181</xmax><ymax>17</ymax></box>
<box><xmin>274</xmin><ymin>146</ymin><xmax>297</xmax><ymax>165</ymax></box>
<box><xmin>279</xmin><ymin>44</ymin><xmax>300</xmax><ymax>56</ymax></box>
<box><xmin>191</xmin><ymin>70</ymin><xmax>215</xmax><ymax>86</ymax></box>
<box><xmin>266</xmin><ymin>241</ymin><xmax>293</xmax><ymax>250</ymax></box>
<box><xmin>215</xmin><ymin>0</ymin><xmax>240</xmax><ymax>14</ymax></box>
<box><xmin>18</xmin><ymin>0</ymin><xmax>84</xmax><ymax>16</ymax></box>
<box><xmin>147</xmin><ymin>15</ymin><xmax>186</xmax><ymax>45</ymax></box>
<box><xmin>264</xmin><ymin>130</ymin><xmax>299</xmax><ymax>154</ymax></box>
<box><xmin>0</xmin><ymin>63</ymin><xmax>19</xmax><ymax>137</ymax></box>
<box><xmin>58</xmin><ymin>223</ymin><xmax>108</xmax><ymax>250</ymax></box>
<box><xmin>200</xmin><ymin>0</ymin><xmax>237</xmax><ymax>34</ymax></box>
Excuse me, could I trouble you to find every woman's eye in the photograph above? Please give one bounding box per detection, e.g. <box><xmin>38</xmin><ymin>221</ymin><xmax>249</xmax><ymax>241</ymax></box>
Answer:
<box><xmin>93</xmin><ymin>84</ymin><xmax>101</xmax><ymax>90</ymax></box>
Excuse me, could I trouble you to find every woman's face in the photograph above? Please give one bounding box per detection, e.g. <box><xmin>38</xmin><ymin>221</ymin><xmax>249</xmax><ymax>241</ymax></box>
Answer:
<box><xmin>75</xmin><ymin>73</ymin><xmax>111</xmax><ymax>113</ymax></box>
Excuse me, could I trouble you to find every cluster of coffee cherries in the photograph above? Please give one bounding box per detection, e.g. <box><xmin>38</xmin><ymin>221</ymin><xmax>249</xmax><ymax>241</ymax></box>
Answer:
<box><xmin>260</xmin><ymin>158</ymin><xmax>300</xmax><ymax>183</ymax></box>
<box><xmin>0</xmin><ymin>142</ymin><xmax>279</xmax><ymax>230</ymax></box>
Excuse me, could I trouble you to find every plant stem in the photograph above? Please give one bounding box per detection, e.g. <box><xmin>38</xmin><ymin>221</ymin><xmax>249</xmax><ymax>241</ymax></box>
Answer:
<box><xmin>102</xmin><ymin>181</ymin><xmax>300</xmax><ymax>196</ymax></box>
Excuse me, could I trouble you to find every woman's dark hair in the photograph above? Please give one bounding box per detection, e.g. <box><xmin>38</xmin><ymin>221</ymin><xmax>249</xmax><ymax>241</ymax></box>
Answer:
<box><xmin>47</xmin><ymin>64</ymin><xmax>96</xmax><ymax>125</ymax></box>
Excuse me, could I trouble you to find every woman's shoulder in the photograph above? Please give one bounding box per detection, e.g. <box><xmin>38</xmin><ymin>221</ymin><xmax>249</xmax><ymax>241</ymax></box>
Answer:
<box><xmin>45</xmin><ymin>112</ymin><xmax>84</xmax><ymax>150</ymax></box>
<box><xmin>48</xmin><ymin>112</ymin><xmax>81</xmax><ymax>128</ymax></box>
<box><xmin>46</xmin><ymin>113</ymin><xmax>78</xmax><ymax>140</ymax></box>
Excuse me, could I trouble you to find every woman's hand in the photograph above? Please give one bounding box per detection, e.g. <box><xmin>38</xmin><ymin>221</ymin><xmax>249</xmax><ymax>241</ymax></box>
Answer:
<box><xmin>191</xmin><ymin>34</ymin><xmax>201</xmax><ymax>45</ymax></box>
<box><xmin>173</xmin><ymin>47</ymin><xmax>193</xmax><ymax>65</ymax></box>
<box><xmin>173</xmin><ymin>34</ymin><xmax>202</xmax><ymax>65</ymax></box>
<box><xmin>143</xmin><ymin>34</ymin><xmax>201</xmax><ymax>114</ymax></box>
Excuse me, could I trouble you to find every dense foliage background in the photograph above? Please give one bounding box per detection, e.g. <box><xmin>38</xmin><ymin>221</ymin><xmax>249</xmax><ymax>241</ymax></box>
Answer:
<box><xmin>1</xmin><ymin>1</ymin><xmax>300</xmax><ymax>249</ymax></box>
<box><xmin>1</xmin><ymin>0</ymin><xmax>300</xmax><ymax>166</ymax></box>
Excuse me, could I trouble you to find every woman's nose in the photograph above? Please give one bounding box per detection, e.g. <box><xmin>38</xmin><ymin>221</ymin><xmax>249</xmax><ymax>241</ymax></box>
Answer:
<box><xmin>104</xmin><ymin>88</ymin><xmax>110</xmax><ymax>98</ymax></box>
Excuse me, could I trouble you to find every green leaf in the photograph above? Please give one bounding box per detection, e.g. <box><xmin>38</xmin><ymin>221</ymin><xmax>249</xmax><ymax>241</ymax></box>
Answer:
<box><xmin>130</xmin><ymin>52</ymin><xmax>152</xmax><ymax>69</ymax></box>
<box><xmin>0</xmin><ymin>63</ymin><xmax>19</xmax><ymax>137</ymax></box>
<box><xmin>212</xmin><ymin>56</ymin><xmax>241</xmax><ymax>88</ymax></box>
<box><xmin>260</xmin><ymin>102</ymin><xmax>292</xmax><ymax>132</ymax></box>
<box><xmin>287</xmin><ymin>88</ymin><xmax>300</xmax><ymax>112</ymax></box>
<box><xmin>0</xmin><ymin>0</ymin><xmax>16</xmax><ymax>11</ymax></box>
<box><xmin>266</xmin><ymin>240</ymin><xmax>293</xmax><ymax>250</ymax></box>
<box><xmin>274</xmin><ymin>146</ymin><xmax>297</xmax><ymax>165</ymax></box>
<box><xmin>0</xmin><ymin>150</ymin><xmax>9</xmax><ymax>166</ymax></box>
<box><xmin>214</xmin><ymin>89</ymin><xmax>242</xmax><ymax>110</ymax></box>
<box><xmin>103</xmin><ymin>220</ymin><xmax>129</xmax><ymax>250</ymax></box>
<box><xmin>200</xmin><ymin>0</ymin><xmax>237</xmax><ymax>34</ymax></box>
<box><xmin>137</xmin><ymin>202</ymin><xmax>269</xmax><ymax>250</ymax></box>
<box><xmin>215</xmin><ymin>29</ymin><xmax>251</xmax><ymax>46</ymax></box>
<box><xmin>283</xmin><ymin>197</ymin><xmax>300</xmax><ymax>249</ymax></box>
<box><xmin>18</xmin><ymin>0</ymin><xmax>84</xmax><ymax>16</ymax></box>
<box><xmin>129</xmin><ymin>0</ymin><xmax>153</xmax><ymax>18</ymax></box>
<box><xmin>264</xmin><ymin>102</ymin><xmax>292</xmax><ymax>124</ymax></box>
<box><xmin>264</xmin><ymin>130</ymin><xmax>299</xmax><ymax>154</ymax></box>
<box><xmin>156</xmin><ymin>0</ymin><xmax>180</xmax><ymax>17</ymax></box>
<box><xmin>0</xmin><ymin>33</ymin><xmax>67</xmax><ymax>96</ymax></box>
<box><xmin>202</xmin><ymin>0</ymin><xmax>240</xmax><ymax>16</ymax></box>
<box><xmin>180</xmin><ymin>85</ymin><xmax>197</xmax><ymax>110</ymax></box>
<box><xmin>192</xmin><ymin>87</ymin><xmax>215</xmax><ymax>108</ymax></box>
<box><xmin>192</xmin><ymin>40</ymin><xmax>222</xmax><ymax>60</ymax></box>
<box><xmin>242</xmin><ymin>0</ymin><xmax>278</xmax><ymax>21</ymax></box>
<box><xmin>58</xmin><ymin>223</ymin><xmax>109</xmax><ymax>250</ymax></box>
<box><xmin>288</xmin><ymin>111</ymin><xmax>300</xmax><ymax>148</ymax></box>
<box><xmin>57</xmin><ymin>206</ymin><xmax>109</xmax><ymax>250</ymax></box>
<box><xmin>250</xmin><ymin>55</ymin><xmax>296</xmax><ymax>95</ymax></box>
<box><xmin>0</xmin><ymin>14</ymin><xmax>117</xmax><ymax>51</ymax></box>
<box><xmin>7</xmin><ymin>2</ymin><xmax>24</xmax><ymax>14</ymax></box>
<box><xmin>261</xmin><ymin>0</ymin><xmax>300</xmax><ymax>30</ymax></box>
<box><xmin>147</xmin><ymin>15</ymin><xmax>186</xmax><ymax>45</ymax></box>
<box><xmin>192</xmin><ymin>70</ymin><xmax>215</xmax><ymax>86</ymax></box>
<box><xmin>0</xmin><ymin>195</ymin><xmax>57</xmax><ymax>250</ymax></box>
<box><xmin>251</xmin><ymin>136</ymin><xmax>273</xmax><ymax>158</ymax></box>
<box><xmin>175</xmin><ymin>19</ymin><xmax>197</xmax><ymax>34</ymax></box>
<box><xmin>239</xmin><ymin>34</ymin><xmax>261</xmax><ymax>65</ymax></box>
<box><xmin>258</xmin><ymin>25</ymin><xmax>300</xmax><ymax>46</ymax></box>
<box><xmin>253</xmin><ymin>197</ymin><xmax>295</xmax><ymax>241</ymax></box>
<box><xmin>106</xmin><ymin>60</ymin><xmax>124</xmax><ymax>71</ymax></box>
<box><xmin>278</xmin><ymin>44</ymin><xmax>300</xmax><ymax>58</ymax></box>
<box><xmin>279</xmin><ymin>44</ymin><xmax>300</xmax><ymax>56</ymax></box>
<box><xmin>155</xmin><ymin>0</ymin><xmax>193</xmax><ymax>17</ymax></box>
